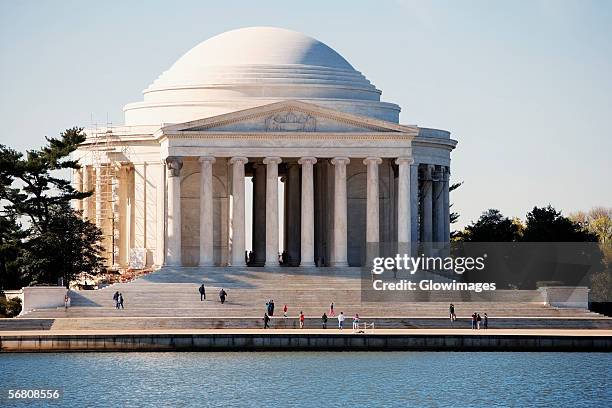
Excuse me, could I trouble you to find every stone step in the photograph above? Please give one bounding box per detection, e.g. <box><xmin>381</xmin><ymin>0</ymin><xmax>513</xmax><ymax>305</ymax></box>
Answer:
<box><xmin>21</xmin><ymin>266</ymin><xmax>599</xmax><ymax>321</ymax></box>
<box><xmin>3</xmin><ymin>317</ymin><xmax>611</xmax><ymax>331</ymax></box>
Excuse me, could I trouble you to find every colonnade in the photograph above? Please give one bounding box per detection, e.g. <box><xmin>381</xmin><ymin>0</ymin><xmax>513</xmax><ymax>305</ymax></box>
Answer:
<box><xmin>73</xmin><ymin>157</ymin><xmax>450</xmax><ymax>268</ymax></box>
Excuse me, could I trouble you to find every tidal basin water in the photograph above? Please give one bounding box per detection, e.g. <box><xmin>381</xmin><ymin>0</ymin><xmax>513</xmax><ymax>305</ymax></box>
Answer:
<box><xmin>1</xmin><ymin>352</ymin><xmax>610</xmax><ymax>407</ymax></box>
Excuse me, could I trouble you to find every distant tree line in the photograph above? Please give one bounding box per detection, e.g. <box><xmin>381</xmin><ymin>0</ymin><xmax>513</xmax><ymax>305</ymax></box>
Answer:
<box><xmin>453</xmin><ymin>206</ymin><xmax>611</xmax><ymax>302</ymax></box>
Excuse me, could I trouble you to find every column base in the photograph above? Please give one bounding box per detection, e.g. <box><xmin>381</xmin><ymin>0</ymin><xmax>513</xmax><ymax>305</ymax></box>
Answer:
<box><xmin>330</xmin><ymin>261</ymin><xmax>349</xmax><ymax>267</ymax></box>
<box><xmin>198</xmin><ymin>262</ymin><xmax>215</xmax><ymax>267</ymax></box>
<box><xmin>299</xmin><ymin>261</ymin><xmax>316</xmax><ymax>267</ymax></box>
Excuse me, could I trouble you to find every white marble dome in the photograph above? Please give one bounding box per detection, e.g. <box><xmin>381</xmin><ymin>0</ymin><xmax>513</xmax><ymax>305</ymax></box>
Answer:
<box><xmin>124</xmin><ymin>27</ymin><xmax>400</xmax><ymax>125</ymax></box>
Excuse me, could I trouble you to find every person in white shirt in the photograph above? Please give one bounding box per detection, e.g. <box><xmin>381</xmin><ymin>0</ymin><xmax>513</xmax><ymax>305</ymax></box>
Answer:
<box><xmin>338</xmin><ymin>312</ymin><xmax>345</xmax><ymax>330</ymax></box>
<box><xmin>352</xmin><ymin>313</ymin><xmax>360</xmax><ymax>330</ymax></box>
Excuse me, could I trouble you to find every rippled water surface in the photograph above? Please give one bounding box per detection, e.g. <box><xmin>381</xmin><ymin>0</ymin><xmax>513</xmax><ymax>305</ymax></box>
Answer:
<box><xmin>1</xmin><ymin>352</ymin><xmax>610</xmax><ymax>407</ymax></box>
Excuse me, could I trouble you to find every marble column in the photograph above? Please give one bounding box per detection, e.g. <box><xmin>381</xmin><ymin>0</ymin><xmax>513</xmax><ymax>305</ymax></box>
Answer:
<box><xmin>82</xmin><ymin>165</ymin><xmax>91</xmax><ymax>220</ymax></box>
<box><xmin>251</xmin><ymin>163</ymin><xmax>267</xmax><ymax>266</ymax></box>
<box><xmin>165</xmin><ymin>157</ymin><xmax>183</xmax><ymax>266</ymax></box>
<box><xmin>230</xmin><ymin>156</ymin><xmax>248</xmax><ymax>267</ymax></box>
<box><xmin>443</xmin><ymin>167</ymin><xmax>451</xmax><ymax>244</ymax></box>
<box><xmin>331</xmin><ymin>157</ymin><xmax>350</xmax><ymax>267</ymax></box>
<box><xmin>111</xmin><ymin>166</ymin><xmax>121</xmax><ymax>269</ymax></box>
<box><xmin>410</xmin><ymin>162</ymin><xmax>419</xmax><ymax>245</ymax></box>
<box><xmin>286</xmin><ymin>163</ymin><xmax>301</xmax><ymax>266</ymax></box>
<box><xmin>364</xmin><ymin>157</ymin><xmax>382</xmax><ymax>244</ymax></box>
<box><xmin>421</xmin><ymin>165</ymin><xmax>434</xmax><ymax>248</ymax></box>
<box><xmin>118</xmin><ymin>164</ymin><xmax>130</xmax><ymax>267</ymax></box>
<box><xmin>94</xmin><ymin>165</ymin><xmax>103</xmax><ymax>228</ymax></box>
<box><xmin>396</xmin><ymin>158</ymin><xmax>414</xmax><ymax>255</ymax></box>
<box><xmin>263</xmin><ymin>157</ymin><xmax>281</xmax><ymax>266</ymax></box>
<box><xmin>433</xmin><ymin>166</ymin><xmax>445</xmax><ymax>245</ymax></box>
<box><xmin>299</xmin><ymin>157</ymin><xmax>317</xmax><ymax>267</ymax></box>
<box><xmin>199</xmin><ymin>156</ymin><xmax>216</xmax><ymax>266</ymax></box>
<box><xmin>73</xmin><ymin>168</ymin><xmax>83</xmax><ymax>212</ymax></box>
<box><xmin>154</xmin><ymin>162</ymin><xmax>165</xmax><ymax>267</ymax></box>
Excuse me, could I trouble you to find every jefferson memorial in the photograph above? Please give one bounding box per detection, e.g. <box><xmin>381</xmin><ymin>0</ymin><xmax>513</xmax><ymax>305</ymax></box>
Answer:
<box><xmin>73</xmin><ymin>27</ymin><xmax>457</xmax><ymax>269</ymax></box>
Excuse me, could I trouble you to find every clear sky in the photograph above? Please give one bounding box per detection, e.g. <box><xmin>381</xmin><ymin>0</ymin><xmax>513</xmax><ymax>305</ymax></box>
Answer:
<box><xmin>1</xmin><ymin>0</ymin><xmax>610</xmax><ymax>230</ymax></box>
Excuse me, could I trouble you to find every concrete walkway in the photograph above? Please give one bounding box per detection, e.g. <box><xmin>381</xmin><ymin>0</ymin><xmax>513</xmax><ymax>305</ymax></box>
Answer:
<box><xmin>2</xmin><ymin>328</ymin><xmax>611</xmax><ymax>336</ymax></box>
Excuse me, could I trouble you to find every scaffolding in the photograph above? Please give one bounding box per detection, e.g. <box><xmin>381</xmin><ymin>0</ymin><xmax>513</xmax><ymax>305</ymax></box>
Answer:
<box><xmin>86</xmin><ymin>123</ymin><xmax>129</xmax><ymax>270</ymax></box>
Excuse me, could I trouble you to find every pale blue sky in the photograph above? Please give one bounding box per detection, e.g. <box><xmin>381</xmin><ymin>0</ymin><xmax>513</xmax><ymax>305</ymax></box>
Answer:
<box><xmin>1</xmin><ymin>0</ymin><xmax>610</xmax><ymax>229</ymax></box>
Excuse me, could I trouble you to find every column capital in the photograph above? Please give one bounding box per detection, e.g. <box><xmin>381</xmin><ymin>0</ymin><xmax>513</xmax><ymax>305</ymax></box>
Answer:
<box><xmin>165</xmin><ymin>156</ymin><xmax>183</xmax><ymax>177</ymax></box>
<box><xmin>298</xmin><ymin>156</ymin><xmax>317</xmax><ymax>166</ymax></box>
<box><xmin>419</xmin><ymin>163</ymin><xmax>435</xmax><ymax>180</ymax></box>
<box><xmin>363</xmin><ymin>157</ymin><xmax>382</xmax><ymax>166</ymax></box>
<box><xmin>331</xmin><ymin>156</ymin><xmax>350</xmax><ymax>166</ymax></box>
<box><xmin>229</xmin><ymin>156</ymin><xmax>248</xmax><ymax>165</ymax></box>
<box><xmin>198</xmin><ymin>156</ymin><xmax>216</xmax><ymax>164</ymax></box>
<box><xmin>395</xmin><ymin>157</ymin><xmax>414</xmax><ymax>166</ymax></box>
<box><xmin>262</xmin><ymin>156</ymin><xmax>282</xmax><ymax>165</ymax></box>
<box><xmin>432</xmin><ymin>165</ymin><xmax>446</xmax><ymax>181</ymax></box>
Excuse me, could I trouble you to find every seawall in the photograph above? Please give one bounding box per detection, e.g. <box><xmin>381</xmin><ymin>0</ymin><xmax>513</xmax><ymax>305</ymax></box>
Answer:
<box><xmin>1</xmin><ymin>331</ymin><xmax>610</xmax><ymax>352</ymax></box>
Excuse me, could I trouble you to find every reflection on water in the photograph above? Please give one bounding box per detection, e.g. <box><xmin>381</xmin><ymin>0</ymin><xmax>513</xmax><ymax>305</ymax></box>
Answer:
<box><xmin>1</xmin><ymin>352</ymin><xmax>610</xmax><ymax>407</ymax></box>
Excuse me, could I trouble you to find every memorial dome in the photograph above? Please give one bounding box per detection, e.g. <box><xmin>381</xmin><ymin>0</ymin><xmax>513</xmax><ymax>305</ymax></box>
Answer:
<box><xmin>124</xmin><ymin>27</ymin><xmax>400</xmax><ymax>125</ymax></box>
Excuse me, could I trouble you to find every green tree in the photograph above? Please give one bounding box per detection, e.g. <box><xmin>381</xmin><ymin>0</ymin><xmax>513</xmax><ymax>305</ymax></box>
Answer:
<box><xmin>569</xmin><ymin>207</ymin><xmax>612</xmax><ymax>304</ymax></box>
<box><xmin>456</xmin><ymin>209</ymin><xmax>521</xmax><ymax>242</ymax></box>
<box><xmin>0</xmin><ymin>214</ymin><xmax>25</xmax><ymax>291</ymax></box>
<box><xmin>0</xmin><ymin>128</ymin><xmax>90</xmax><ymax>234</ymax></box>
<box><xmin>19</xmin><ymin>203</ymin><xmax>104</xmax><ymax>287</ymax></box>
<box><xmin>570</xmin><ymin>207</ymin><xmax>612</xmax><ymax>245</ymax></box>
<box><xmin>449</xmin><ymin>181</ymin><xmax>462</xmax><ymax>225</ymax></box>
<box><xmin>522</xmin><ymin>205</ymin><xmax>597</xmax><ymax>242</ymax></box>
<box><xmin>0</xmin><ymin>128</ymin><xmax>104</xmax><ymax>288</ymax></box>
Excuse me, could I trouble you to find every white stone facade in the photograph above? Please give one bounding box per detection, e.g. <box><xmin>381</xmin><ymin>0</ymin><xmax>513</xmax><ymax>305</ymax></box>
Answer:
<box><xmin>73</xmin><ymin>27</ymin><xmax>456</xmax><ymax>269</ymax></box>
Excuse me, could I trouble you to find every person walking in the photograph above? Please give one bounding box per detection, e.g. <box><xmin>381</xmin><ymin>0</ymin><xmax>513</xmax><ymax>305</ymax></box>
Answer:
<box><xmin>118</xmin><ymin>293</ymin><xmax>124</xmax><ymax>309</ymax></box>
<box><xmin>269</xmin><ymin>299</ymin><xmax>275</xmax><ymax>317</ymax></box>
<box><xmin>449</xmin><ymin>303</ymin><xmax>456</xmax><ymax>323</ymax></box>
<box><xmin>471</xmin><ymin>312</ymin><xmax>477</xmax><ymax>329</ymax></box>
<box><xmin>263</xmin><ymin>313</ymin><xmax>270</xmax><ymax>329</ymax></box>
<box><xmin>219</xmin><ymin>289</ymin><xmax>227</xmax><ymax>304</ymax></box>
<box><xmin>113</xmin><ymin>291</ymin><xmax>119</xmax><ymax>308</ymax></box>
<box><xmin>299</xmin><ymin>311</ymin><xmax>305</xmax><ymax>329</ymax></box>
<box><xmin>283</xmin><ymin>304</ymin><xmax>288</xmax><ymax>318</ymax></box>
<box><xmin>321</xmin><ymin>312</ymin><xmax>328</xmax><ymax>329</ymax></box>
<box><xmin>64</xmin><ymin>293</ymin><xmax>70</xmax><ymax>310</ymax></box>
<box><xmin>198</xmin><ymin>284</ymin><xmax>206</xmax><ymax>301</ymax></box>
<box><xmin>483</xmin><ymin>313</ymin><xmax>489</xmax><ymax>330</ymax></box>
<box><xmin>338</xmin><ymin>312</ymin><xmax>345</xmax><ymax>330</ymax></box>
<box><xmin>329</xmin><ymin>302</ymin><xmax>335</xmax><ymax>317</ymax></box>
<box><xmin>476</xmin><ymin>313</ymin><xmax>482</xmax><ymax>330</ymax></box>
<box><xmin>352</xmin><ymin>313</ymin><xmax>360</xmax><ymax>330</ymax></box>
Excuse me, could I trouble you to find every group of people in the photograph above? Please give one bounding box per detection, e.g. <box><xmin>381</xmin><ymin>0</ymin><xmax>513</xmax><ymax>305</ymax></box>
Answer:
<box><xmin>197</xmin><ymin>284</ymin><xmax>228</xmax><ymax>304</ymax></box>
<box><xmin>264</xmin><ymin>302</ymin><xmax>359</xmax><ymax>330</ymax></box>
<box><xmin>449</xmin><ymin>303</ymin><xmax>489</xmax><ymax>329</ymax></box>
<box><xmin>471</xmin><ymin>312</ymin><xmax>488</xmax><ymax>330</ymax></box>
<box><xmin>264</xmin><ymin>302</ymin><xmax>286</xmax><ymax>328</ymax></box>
<box><xmin>112</xmin><ymin>291</ymin><xmax>124</xmax><ymax>309</ymax></box>
<box><xmin>320</xmin><ymin>310</ymin><xmax>358</xmax><ymax>330</ymax></box>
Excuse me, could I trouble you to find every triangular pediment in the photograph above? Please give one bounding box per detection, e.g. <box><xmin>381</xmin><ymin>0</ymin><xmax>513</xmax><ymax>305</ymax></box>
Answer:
<box><xmin>162</xmin><ymin>101</ymin><xmax>414</xmax><ymax>134</ymax></box>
